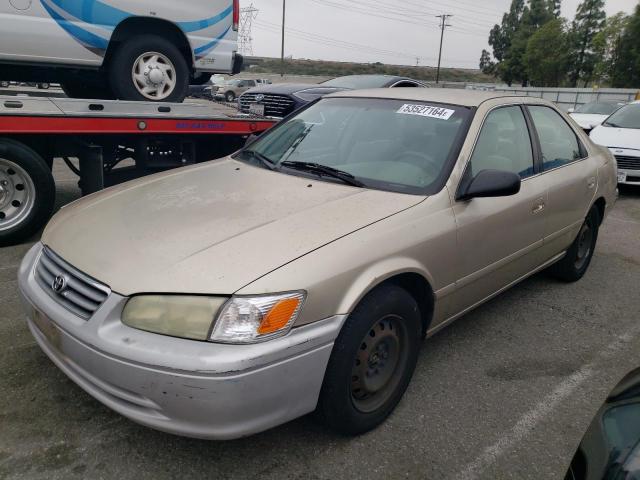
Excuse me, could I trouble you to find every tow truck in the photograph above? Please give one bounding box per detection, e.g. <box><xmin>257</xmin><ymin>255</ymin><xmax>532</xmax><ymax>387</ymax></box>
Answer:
<box><xmin>0</xmin><ymin>94</ymin><xmax>277</xmax><ymax>246</ymax></box>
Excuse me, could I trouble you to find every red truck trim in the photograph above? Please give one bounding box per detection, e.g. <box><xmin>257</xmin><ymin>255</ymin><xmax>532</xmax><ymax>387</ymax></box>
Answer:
<box><xmin>0</xmin><ymin>116</ymin><xmax>276</xmax><ymax>134</ymax></box>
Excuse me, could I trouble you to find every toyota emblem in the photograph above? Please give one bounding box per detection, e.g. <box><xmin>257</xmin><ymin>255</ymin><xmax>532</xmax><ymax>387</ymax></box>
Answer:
<box><xmin>52</xmin><ymin>275</ymin><xmax>67</xmax><ymax>294</ymax></box>
<box><xmin>255</xmin><ymin>94</ymin><xmax>265</xmax><ymax>103</ymax></box>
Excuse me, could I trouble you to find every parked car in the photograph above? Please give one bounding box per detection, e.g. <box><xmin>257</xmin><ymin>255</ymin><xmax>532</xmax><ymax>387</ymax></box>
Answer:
<box><xmin>0</xmin><ymin>0</ymin><xmax>241</xmax><ymax>102</ymax></box>
<box><xmin>19</xmin><ymin>89</ymin><xmax>616</xmax><ymax>440</ymax></box>
<box><xmin>565</xmin><ymin>367</ymin><xmax>640</xmax><ymax>480</ymax></box>
<box><xmin>569</xmin><ymin>101</ymin><xmax>625</xmax><ymax>132</ymax></box>
<box><xmin>188</xmin><ymin>75</ymin><xmax>225</xmax><ymax>99</ymax></box>
<box><xmin>215</xmin><ymin>79</ymin><xmax>257</xmax><ymax>102</ymax></box>
<box><xmin>239</xmin><ymin>74</ymin><xmax>427</xmax><ymax>117</ymax></box>
<box><xmin>590</xmin><ymin>101</ymin><xmax>640</xmax><ymax>186</ymax></box>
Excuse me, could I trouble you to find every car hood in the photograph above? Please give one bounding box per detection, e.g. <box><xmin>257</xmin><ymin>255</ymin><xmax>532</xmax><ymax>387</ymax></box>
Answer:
<box><xmin>570</xmin><ymin>113</ymin><xmax>608</xmax><ymax>129</ymax></box>
<box><xmin>590</xmin><ymin>125</ymin><xmax>640</xmax><ymax>151</ymax></box>
<box><xmin>243</xmin><ymin>83</ymin><xmax>347</xmax><ymax>95</ymax></box>
<box><xmin>42</xmin><ymin>158</ymin><xmax>423</xmax><ymax>296</ymax></box>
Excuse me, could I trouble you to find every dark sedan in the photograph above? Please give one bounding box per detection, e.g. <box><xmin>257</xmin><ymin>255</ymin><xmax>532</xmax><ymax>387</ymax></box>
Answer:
<box><xmin>238</xmin><ymin>74</ymin><xmax>427</xmax><ymax>118</ymax></box>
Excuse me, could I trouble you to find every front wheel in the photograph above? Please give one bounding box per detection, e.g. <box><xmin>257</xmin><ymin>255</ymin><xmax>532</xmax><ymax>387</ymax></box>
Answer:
<box><xmin>0</xmin><ymin>140</ymin><xmax>55</xmax><ymax>246</ymax></box>
<box><xmin>225</xmin><ymin>91</ymin><xmax>236</xmax><ymax>102</ymax></box>
<box><xmin>109</xmin><ymin>35</ymin><xmax>189</xmax><ymax>102</ymax></box>
<box><xmin>548</xmin><ymin>206</ymin><xmax>600</xmax><ymax>282</ymax></box>
<box><xmin>318</xmin><ymin>284</ymin><xmax>422</xmax><ymax>435</ymax></box>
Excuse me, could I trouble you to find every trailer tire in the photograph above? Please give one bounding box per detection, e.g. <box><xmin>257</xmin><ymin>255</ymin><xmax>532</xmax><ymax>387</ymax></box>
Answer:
<box><xmin>0</xmin><ymin>139</ymin><xmax>55</xmax><ymax>247</ymax></box>
<box><xmin>109</xmin><ymin>35</ymin><xmax>189</xmax><ymax>103</ymax></box>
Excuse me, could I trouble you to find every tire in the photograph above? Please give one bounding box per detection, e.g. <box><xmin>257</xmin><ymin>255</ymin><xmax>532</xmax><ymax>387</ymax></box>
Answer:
<box><xmin>318</xmin><ymin>284</ymin><xmax>422</xmax><ymax>435</ymax></box>
<box><xmin>0</xmin><ymin>139</ymin><xmax>55</xmax><ymax>247</ymax></box>
<box><xmin>38</xmin><ymin>83</ymin><xmax>50</xmax><ymax>90</ymax></box>
<box><xmin>109</xmin><ymin>35</ymin><xmax>189</xmax><ymax>103</ymax></box>
<box><xmin>225</xmin><ymin>91</ymin><xmax>236</xmax><ymax>102</ymax></box>
<box><xmin>548</xmin><ymin>206</ymin><xmax>600</xmax><ymax>282</ymax></box>
<box><xmin>61</xmin><ymin>80</ymin><xmax>113</xmax><ymax>100</ymax></box>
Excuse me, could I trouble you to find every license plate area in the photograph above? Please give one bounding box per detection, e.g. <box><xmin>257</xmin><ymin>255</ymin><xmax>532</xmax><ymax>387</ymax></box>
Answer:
<box><xmin>249</xmin><ymin>103</ymin><xmax>265</xmax><ymax>116</ymax></box>
<box><xmin>31</xmin><ymin>306</ymin><xmax>62</xmax><ymax>350</ymax></box>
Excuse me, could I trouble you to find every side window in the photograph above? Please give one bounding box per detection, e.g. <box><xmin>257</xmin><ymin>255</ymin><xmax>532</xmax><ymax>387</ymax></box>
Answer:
<box><xmin>247</xmin><ymin>80</ymin><xmax>256</xmax><ymax>87</ymax></box>
<box><xmin>469</xmin><ymin>106</ymin><xmax>534</xmax><ymax>179</ymax></box>
<box><xmin>528</xmin><ymin>106</ymin><xmax>583</xmax><ymax>171</ymax></box>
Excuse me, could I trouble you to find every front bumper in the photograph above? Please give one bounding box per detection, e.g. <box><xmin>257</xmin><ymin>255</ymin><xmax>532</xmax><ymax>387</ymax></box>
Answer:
<box><xmin>18</xmin><ymin>244</ymin><xmax>346</xmax><ymax>440</ymax></box>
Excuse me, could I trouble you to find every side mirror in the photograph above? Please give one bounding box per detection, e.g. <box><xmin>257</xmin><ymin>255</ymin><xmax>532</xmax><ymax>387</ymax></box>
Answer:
<box><xmin>460</xmin><ymin>169</ymin><xmax>521</xmax><ymax>200</ymax></box>
<box><xmin>567</xmin><ymin>107</ymin><xmax>575</xmax><ymax>113</ymax></box>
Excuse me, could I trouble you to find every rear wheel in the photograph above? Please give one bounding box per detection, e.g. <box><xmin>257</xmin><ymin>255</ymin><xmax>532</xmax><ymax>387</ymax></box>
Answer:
<box><xmin>0</xmin><ymin>140</ymin><xmax>55</xmax><ymax>246</ymax></box>
<box><xmin>109</xmin><ymin>35</ymin><xmax>189</xmax><ymax>102</ymax></box>
<box><xmin>549</xmin><ymin>206</ymin><xmax>600</xmax><ymax>282</ymax></box>
<box><xmin>318</xmin><ymin>284</ymin><xmax>422</xmax><ymax>435</ymax></box>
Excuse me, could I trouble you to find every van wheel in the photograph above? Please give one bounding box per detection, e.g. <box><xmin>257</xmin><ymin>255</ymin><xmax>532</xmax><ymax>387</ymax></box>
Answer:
<box><xmin>225</xmin><ymin>91</ymin><xmax>236</xmax><ymax>102</ymax></box>
<box><xmin>549</xmin><ymin>206</ymin><xmax>600</xmax><ymax>282</ymax></box>
<box><xmin>0</xmin><ymin>140</ymin><xmax>55</xmax><ymax>247</ymax></box>
<box><xmin>109</xmin><ymin>35</ymin><xmax>189</xmax><ymax>103</ymax></box>
<box><xmin>318</xmin><ymin>284</ymin><xmax>422</xmax><ymax>435</ymax></box>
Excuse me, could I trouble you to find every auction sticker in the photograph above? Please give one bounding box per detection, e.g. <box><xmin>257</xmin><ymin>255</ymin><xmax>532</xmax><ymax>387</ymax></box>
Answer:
<box><xmin>397</xmin><ymin>104</ymin><xmax>455</xmax><ymax>120</ymax></box>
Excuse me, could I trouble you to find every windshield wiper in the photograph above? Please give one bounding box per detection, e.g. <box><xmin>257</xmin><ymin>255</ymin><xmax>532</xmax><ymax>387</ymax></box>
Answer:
<box><xmin>604</xmin><ymin>121</ymin><xmax>621</xmax><ymax>128</ymax></box>
<box><xmin>240</xmin><ymin>150</ymin><xmax>276</xmax><ymax>170</ymax></box>
<box><xmin>280</xmin><ymin>161</ymin><xmax>365</xmax><ymax>187</ymax></box>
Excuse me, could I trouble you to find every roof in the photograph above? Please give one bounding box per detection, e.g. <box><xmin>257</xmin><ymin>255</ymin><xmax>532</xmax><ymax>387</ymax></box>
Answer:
<box><xmin>326</xmin><ymin>88</ymin><xmax>525</xmax><ymax>107</ymax></box>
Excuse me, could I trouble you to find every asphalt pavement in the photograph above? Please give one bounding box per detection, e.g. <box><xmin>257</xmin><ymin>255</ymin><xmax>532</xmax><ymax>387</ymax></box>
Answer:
<box><xmin>1</xmin><ymin>162</ymin><xmax>640</xmax><ymax>480</ymax></box>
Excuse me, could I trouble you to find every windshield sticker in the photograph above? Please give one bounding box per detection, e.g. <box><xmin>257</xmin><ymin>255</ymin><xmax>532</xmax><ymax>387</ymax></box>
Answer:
<box><xmin>397</xmin><ymin>104</ymin><xmax>455</xmax><ymax>120</ymax></box>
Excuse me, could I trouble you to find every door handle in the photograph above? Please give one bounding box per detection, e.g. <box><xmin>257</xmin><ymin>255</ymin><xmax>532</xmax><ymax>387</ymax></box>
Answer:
<box><xmin>587</xmin><ymin>177</ymin><xmax>596</xmax><ymax>189</ymax></box>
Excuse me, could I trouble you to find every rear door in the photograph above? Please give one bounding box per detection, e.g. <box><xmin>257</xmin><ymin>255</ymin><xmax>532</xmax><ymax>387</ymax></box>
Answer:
<box><xmin>450</xmin><ymin>104</ymin><xmax>548</xmax><ymax>314</ymax></box>
<box><xmin>525</xmin><ymin>104</ymin><xmax>597</xmax><ymax>262</ymax></box>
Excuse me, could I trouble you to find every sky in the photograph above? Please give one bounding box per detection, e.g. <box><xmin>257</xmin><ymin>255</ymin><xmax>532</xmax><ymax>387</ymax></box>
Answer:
<box><xmin>240</xmin><ymin>0</ymin><xmax>637</xmax><ymax>69</ymax></box>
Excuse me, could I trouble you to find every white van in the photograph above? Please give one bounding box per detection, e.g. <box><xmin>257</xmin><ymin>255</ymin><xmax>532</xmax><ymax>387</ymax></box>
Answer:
<box><xmin>0</xmin><ymin>0</ymin><xmax>241</xmax><ymax>102</ymax></box>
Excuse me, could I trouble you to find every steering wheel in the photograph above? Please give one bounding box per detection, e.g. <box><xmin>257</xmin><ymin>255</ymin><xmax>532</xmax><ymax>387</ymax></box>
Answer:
<box><xmin>392</xmin><ymin>151</ymin><xmax>441</xmax><ymax>180</ymax></box>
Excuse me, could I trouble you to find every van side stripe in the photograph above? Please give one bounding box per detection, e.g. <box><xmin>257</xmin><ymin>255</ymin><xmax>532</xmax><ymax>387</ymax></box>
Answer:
<box><xmin>41</xmin><ymin>0</ymin><xmax>109</xmax><ymax>50</ymax></box>
<box><xmin>47</xmin><ymin>0</ymin><xmax>232</xmax><ymax>33</ymax></box>
<box><xmin>194</xmin><ymin>26</ymin><xmax>231</xmax><ymax>57</ymax></box>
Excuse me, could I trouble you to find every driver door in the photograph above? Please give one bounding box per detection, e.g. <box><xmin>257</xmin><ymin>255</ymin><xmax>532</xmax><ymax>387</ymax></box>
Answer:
<box><xmin>450</xmin><ymin>105</ymin><xmax>548</xmax><ymax>314</ymax></box>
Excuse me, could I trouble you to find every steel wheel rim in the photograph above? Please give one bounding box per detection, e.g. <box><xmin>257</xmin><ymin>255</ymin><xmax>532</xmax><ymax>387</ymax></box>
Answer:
<box><xmin>132</xmin><ymin>52</ymin><xmax>177</xmax><ymax>100</ymax></box>
<box><xmin>350</xmin><ymin>314</ymin><xmax>409</xmax><ymax>413</ymax></box>
<box><xmin>0</xmin><ymin>158</ymin><xmax>36</xmax><ymax>232</ymax></box>
<box><xmin>574</xmin><ymin>222</ymin><xmax>593</xmax><ymax>270</ymax></box>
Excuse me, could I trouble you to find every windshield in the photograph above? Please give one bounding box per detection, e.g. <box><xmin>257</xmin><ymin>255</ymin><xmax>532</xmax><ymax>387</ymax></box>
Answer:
<box><xmin>237</xmin><ymin>97</ymin><xmax>470</xmax><ymax>194</ymax></box>
<box><xmin>321</xmin><ymin>76</ymin><xmax>396</xmax><ymax>89</ymax></box>
<box><xmin>604</xmin><ymin>103</ymin><xmax>640</xmax><ymax>129</ymax></box>
<box><xmin>575</xmin><ymin>102</ymin><xmax>622</xmax><ymax>115</ymax></box>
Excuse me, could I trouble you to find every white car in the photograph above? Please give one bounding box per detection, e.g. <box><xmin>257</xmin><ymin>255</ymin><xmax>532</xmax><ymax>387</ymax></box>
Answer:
<box><xmin>569</xmin><ymin>102</ymin><xmax>625</xmax><ymax>132</ymax></box>
<box><xmin>0</xmin><ymin>0</ymin><xmax>241</xmax><ymax>102</ymax></box>
<box><xmin>590</xmin><ymin>101</ymin><xmax>640</xmax><ymax>186</ymax></box>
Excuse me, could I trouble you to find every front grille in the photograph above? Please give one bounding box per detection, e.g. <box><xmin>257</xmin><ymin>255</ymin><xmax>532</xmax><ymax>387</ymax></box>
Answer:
<box><xmin>239</xmin><ymin>93</ymin><xmax>296</xmax><ymax>118</ymax></box>
<box><xmin>35</xmin><ymin>247</ymin><xmax>110</xmax><ymax>319</ymax></box>
<box><xmin>616</xmin><ymin>155</ymin><xmax>640</xmax><ymax>171</ymax></box>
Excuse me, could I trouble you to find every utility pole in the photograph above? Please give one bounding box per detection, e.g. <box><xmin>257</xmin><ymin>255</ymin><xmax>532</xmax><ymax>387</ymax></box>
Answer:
<box><xmin>280</xmin><ymin>0</ymin><xmax>286</xmax><ymax>77</ymax></box>
<box><xmin>238</xmin><ymin>4</ymin><xmax>258</xmax><ymax>56</ymax></box>
<box><xmin>435</xmin><ymin>14</ymin><xmax>452</xmax><ymax>84</ymax></box>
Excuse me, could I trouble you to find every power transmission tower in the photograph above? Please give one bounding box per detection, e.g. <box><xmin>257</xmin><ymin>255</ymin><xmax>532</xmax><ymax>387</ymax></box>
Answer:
<box><xmin>435</xmin><ymin>14</ymin><xmax>453</xmax><ymax>84</ymax></box>
<box><xmin>239</xmin><ymin>4</ymin><xmax>258</xmax><ymax>56</ymax></box>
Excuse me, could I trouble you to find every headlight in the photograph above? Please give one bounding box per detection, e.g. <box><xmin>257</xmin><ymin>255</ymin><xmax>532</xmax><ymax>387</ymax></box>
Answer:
<box><xmin>122</xmin><ymin>295</ymin><xmax>227</xmax><ymax>341</ymax></box>
<box><xmin>210</xmin><ymin>291</ymin><xmax>306</xmax><ymax>344</ymax></box>
<box><xmin>122</xmin><ymin>291</ymin><xmax>306</xmax><ymax>344</ymax></box>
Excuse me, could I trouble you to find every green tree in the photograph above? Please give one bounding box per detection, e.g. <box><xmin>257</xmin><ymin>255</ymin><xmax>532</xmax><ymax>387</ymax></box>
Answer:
<box><xmin>479</xmin><ymin>49</ymin><xmax>496</xmax><ymax>74</ymax></box>
<box><xmin>525</xmin><ymin>19</ymin><xmax>569</xmax><ymax>86</ymax></box>
<box><xmin>568</xmin><ymin>0</ymin><xmax>606</xmax><ymax>87</ymax></box>
<box><xmin>486</xmin><ymin>0</ymin><xmax>557</xmax><ymax>86</ymax></box>
<box><xmin>611</xmin><ymin>3</ymin><xmax>640</xmax><ymax>88</ymax></box>
<box><xmin>592</xmin><ymin>12</ymin><xmax>629</xmax><ymax>85</ymax></box>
